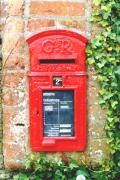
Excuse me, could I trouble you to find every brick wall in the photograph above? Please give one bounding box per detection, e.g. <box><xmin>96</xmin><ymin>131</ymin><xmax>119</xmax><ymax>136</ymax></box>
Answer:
<box><xmin>1</xmin><ymin>0</ymin><xmax>110</xmax><ymax>170</ymax></box>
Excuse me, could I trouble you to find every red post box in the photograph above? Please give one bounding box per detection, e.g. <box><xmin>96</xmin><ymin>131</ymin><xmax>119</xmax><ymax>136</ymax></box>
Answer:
<box><xmin>27</xmin><ymin>30</ymin><xmax>88</xmax><ymax>152</ymax></box>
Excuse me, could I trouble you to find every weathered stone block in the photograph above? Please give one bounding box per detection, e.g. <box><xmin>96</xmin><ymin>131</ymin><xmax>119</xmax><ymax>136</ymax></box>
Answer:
<box><xmin>88</xmin><ymin>84</ymin><xmax>100</xmax><ymax>105</ymax></box>
<box><xmin>3</xmin><ymin>107</ymin><xmax>27</xmax><ymax>126</ymax></box>
<box><xmin>8</xmin><ymin>0</ymin><xmax>24</xmax><ymax>16</ymax></box>
<box><xmin>4</xmin><ymin>18</ymin><xmax>24</xmax><ymax>34</ymax></box>
<box><xmin>89</xmin><ymin>138</ymin><xmax>110</xmax><ymax>164</ymax></box>
<box><xmin>3</xmin><ymin>124</ymin><xmax>27</xmax><ymax>144</ymax></box>
<box><xmin>3</xmin><ymin>72</ymin><xmax>25</xmax><ymax>88</ymax></box>
<box><xmin>3</xmin><ymin>55</ymin><xmax>25</xmax><ymax>70</ymax></box>
<box><xmin>3</xmin><ymin>143</ymin><xmax>25</xmax><ymax>169</ymax></box>
<box><xmin>3</xmin><ymin>88</ymin><xmax>26</xmax><ymax>106</ymax></box>
<box><xmin>88</xmin><ymin>104</ymin><xmax>107</xmax><ymax>138</ymax></box>
<box><xmin>2</xmin><ymin>34</ymin><xmax>25</xmax><ymax>53</ymax></box>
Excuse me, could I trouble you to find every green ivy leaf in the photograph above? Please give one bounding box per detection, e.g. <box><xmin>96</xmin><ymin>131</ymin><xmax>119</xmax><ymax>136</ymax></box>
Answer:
<box><xmin>69</xmin><ymin>159</ymin><xmax>79</xmax><ymax>170</ymax></box>
<box><xmin>87</xmin><ymin>58</ymin><xmax>95</xmax><ymax>65</ymax></box>
<box><xmin>115</xmin><ymin>66</ymin><xmax>120</xmax><ymax>75</ymax></box>
<box><xmin>111</xmin><ymin>101</ymin><xmax>118</xmax><ymax>109</ymax></box>
<box><xmin>91</xmin><ymin>172</ymin><xmax>108</xmax><ymax>180</ymax></box>
<box><xmin>13</xmin><ymin>174</ymin><xmax>29</xmax><ymax>180</ymax></box>
<box><xmin>93</xmin><ymin>0</ymin><xmax>101</xmax><ymax>6</ymax></box>
<box><xmin>54</xmin><ymin>169</ymin><xmax>65</xmax><ymax>180</ymax></box>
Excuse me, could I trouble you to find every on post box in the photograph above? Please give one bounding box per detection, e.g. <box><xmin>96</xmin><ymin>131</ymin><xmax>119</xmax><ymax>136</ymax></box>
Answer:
<box><xmin>27</xmin><ymin>30</ymin><xmax>88</xmax><ymax>152</ymax></box>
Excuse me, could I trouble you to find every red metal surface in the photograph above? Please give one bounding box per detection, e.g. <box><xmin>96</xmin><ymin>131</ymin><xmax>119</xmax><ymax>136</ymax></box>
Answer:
<box><xmin>27</xmin><ymin>30</ymin><xmax>88</xmax><ymax>152</ymax></box>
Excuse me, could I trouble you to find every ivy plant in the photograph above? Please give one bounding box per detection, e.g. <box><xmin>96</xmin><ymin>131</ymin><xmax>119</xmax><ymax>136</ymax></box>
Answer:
<box><xmin>86</xmin><ymin>0</ymin><xmax>120</xmax><ymax>178</ymax></box>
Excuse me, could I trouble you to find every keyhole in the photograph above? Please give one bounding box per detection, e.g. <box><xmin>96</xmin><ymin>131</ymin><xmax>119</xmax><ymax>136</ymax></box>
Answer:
<box><xmin>36</xmin><ymin>111</ymin><xmax>39</xmax><ymax>115</ymax></box>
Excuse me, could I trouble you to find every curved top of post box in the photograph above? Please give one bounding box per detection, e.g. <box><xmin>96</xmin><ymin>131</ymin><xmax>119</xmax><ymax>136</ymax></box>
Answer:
<box><xmin>27</xmin><ymin>30</ymin><xmax>88</xmax><ymax>44</ymax></box>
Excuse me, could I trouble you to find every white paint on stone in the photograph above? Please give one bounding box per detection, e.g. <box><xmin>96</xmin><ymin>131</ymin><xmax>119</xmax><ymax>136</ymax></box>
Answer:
<box><xmin>95</xmin><ymin>150</ymin><xmax>103</xmax><ymax>158</ymax></box>
<box><xmin>19</xmin><ymin>92</ymin><xmax>25</xmax><ymax>98</ymax></box>
<box><xmin>91</xmin><ymin>131</ymin><xmax>96</xmax><ymax>136</ymax></box>
<box><xmin>90</xmin><ymin>115</ymin><xmax>96</xmax><ymax>121</ymax></box>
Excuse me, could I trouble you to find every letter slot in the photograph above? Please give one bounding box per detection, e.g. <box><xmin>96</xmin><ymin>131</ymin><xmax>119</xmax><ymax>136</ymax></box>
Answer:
<box><xmin>40</xmin><ymin>59</ymin><xmax>75</xmax><ymax>64</ymax></box>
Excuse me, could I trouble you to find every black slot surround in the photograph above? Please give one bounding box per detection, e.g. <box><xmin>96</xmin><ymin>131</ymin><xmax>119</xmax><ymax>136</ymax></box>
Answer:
<box><xmin>40</xmin><ymin>59</ymin><xmax>75</xmax><ymax>64</ymax></box>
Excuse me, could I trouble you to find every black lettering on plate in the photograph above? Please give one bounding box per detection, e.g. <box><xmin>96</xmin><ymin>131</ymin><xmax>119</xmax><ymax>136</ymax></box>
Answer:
<box><xmin>43</xmin><ymin>90</ymin><xmax>74</xmax><ymax>137</ymax></box>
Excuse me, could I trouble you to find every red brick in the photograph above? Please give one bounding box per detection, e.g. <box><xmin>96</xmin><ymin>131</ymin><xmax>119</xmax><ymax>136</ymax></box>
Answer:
<box><xmin>3</xmin><ymin>111</ymin><xmax>15</xmax><ymax>125</ymax></box>
<box><xmin>2</xmin><ymin>35</ymin><xmax>25</xmax><ymax>53</ymax></box>
<box><xmin>30</xmin><ymin>2</ymin><xmax>86</xmax><ymax>16</ymax></box>
<box><xmin>0</xmin><ymin>2</ymin><xmax>8</xmax><ymax>31</ymax></box>
<box><xmin>0</xmin><ymin>2</ymin><xmax>8</xmax><ymax>17</ymax></box>
<box><xmin>3</xmin><ymin>73</ymin><xmax>24</xmax><ymax>88</ymax></box>
<box><xmin>3</xmin><ymin>55</ymin><xmax>25</xmax><ymax>70</ymax></box>
<box><xmin>8</xmin><ymin>0</ymin><xmax>24</xmax><ymax>16</ymax></box>
<box><xmin>59</xmin><ymin>20</ymin><xmax>87</xmax><ymax>32</ymax></box>
<box><xmin>0</xmin><ymin>21</ymin><xmax>5</xmax><ymax>32</ymax></box>
<box><xmin>3</xmin><ymin>125</ymin><xmax>15</xmax><ymax>143</ymax></box>
<box><xmin>27</xmin><ymin>19</ymin><xmax>54</xmax><ymax>32</ymax></box>
<box><xmin>3</xmin><ymin>90</ymin><xmax>15</xmax><ymax>106</ymax></box>
<box><xmin>4</xmin><ymin>18</ymin><xmax>24</xmax><ymax>33</ymax></box>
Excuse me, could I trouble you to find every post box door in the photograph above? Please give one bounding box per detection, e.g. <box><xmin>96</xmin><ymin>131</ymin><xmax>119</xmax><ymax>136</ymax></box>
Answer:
<box><xmin>29</xmin><ymin>75</ymin><xmax>87</xmax><ymax>152</ymax></box>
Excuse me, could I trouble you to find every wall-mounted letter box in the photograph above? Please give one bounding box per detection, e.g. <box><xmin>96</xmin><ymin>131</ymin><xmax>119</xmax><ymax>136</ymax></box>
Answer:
<box><xmin>27</xmin><ymin>30</ymin><xmax>88</xmax><ymax>152</ymax></box>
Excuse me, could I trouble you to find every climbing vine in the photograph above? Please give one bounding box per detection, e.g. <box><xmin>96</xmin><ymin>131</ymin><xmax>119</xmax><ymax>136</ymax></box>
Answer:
<box><xmin>87</xmin><ymin>0</ymin><xmax>120</xmax><ymax>177</ymax></box>
<box><xmin>12</xmin><ymin>0</ymin><xmax>120</xmax><ymax>179</ymax></box>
